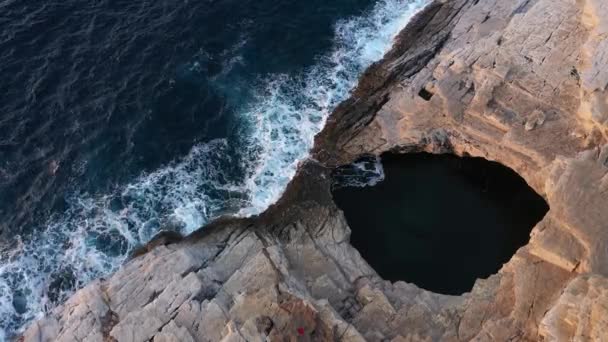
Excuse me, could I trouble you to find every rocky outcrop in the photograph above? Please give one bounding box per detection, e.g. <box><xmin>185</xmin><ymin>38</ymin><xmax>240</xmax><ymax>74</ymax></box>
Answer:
<box><xmin>22</xmin><ymin>0</ymin><xmax>608</xmax><ymax>341</ymax></box>
<box><xmin>539</xmin><ymin>274</ymin><xmax>608</xmax><ymax>341</ymax></box>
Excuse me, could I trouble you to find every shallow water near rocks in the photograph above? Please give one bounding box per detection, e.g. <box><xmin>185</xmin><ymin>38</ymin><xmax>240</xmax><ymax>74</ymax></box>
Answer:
<box><xmin>332</xmin><ymin>153</ymin><xmax>549</xmax><ymax>295</ymax></box>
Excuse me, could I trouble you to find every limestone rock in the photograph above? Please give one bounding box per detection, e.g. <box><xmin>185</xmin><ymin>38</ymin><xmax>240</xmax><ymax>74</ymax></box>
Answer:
<box><xmin>540</xmin><ymin>275</ymin><xmax>608</xmax><ymax>341</ymax></box>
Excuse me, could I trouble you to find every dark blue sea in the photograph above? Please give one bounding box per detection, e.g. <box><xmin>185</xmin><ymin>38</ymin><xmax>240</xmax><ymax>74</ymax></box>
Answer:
<box><xmin>0</xmin><ymin>0</ymin><xmax>426</xmax><ymax>337</ymax></box>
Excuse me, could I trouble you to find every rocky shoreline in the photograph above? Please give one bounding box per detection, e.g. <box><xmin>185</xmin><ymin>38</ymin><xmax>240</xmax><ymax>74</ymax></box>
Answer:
<box><xmin>22</xmin><ymin>0</ymin><xmax>608</xmax><ymax>341</ymax></box>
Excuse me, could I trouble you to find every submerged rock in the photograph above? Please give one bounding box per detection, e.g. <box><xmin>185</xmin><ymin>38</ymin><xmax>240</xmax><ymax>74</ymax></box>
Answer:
<box><xmin>22</xmin><ymin>0</ymin><xmax>608</xmax><ymax>340</ymax></box>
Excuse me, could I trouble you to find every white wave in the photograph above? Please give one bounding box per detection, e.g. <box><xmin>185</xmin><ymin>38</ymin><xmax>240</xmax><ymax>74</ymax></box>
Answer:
<box><xmin>239</xmin><ymin>0</ymin><xmax>427</xmax><ymax>214</ymax></box>
<box><xmin>0</xmin><ymin>0</ymin><xmax>428</xmax><ymax>337</ymax></box>
<box><xmin>333</xmin><ymin>155</ymin><xmax>386</xmax><ymax>188</ymax></box>
<box><xmin>0</xmin><ymin>139</ymin><xmax>248</xmax><ymax>336</ymax></box>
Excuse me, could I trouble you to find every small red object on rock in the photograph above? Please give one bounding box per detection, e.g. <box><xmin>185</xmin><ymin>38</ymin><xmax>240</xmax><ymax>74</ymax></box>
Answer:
<box><xmin>297</xmin><ymin>327</ymin><xmax>305</xmax><ymax>336</ymax></box>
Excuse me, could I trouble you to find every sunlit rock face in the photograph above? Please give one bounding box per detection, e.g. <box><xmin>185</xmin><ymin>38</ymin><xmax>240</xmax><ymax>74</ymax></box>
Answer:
<box><xmin>332</xmin><ymin>152</ymin><xmax>549</xmax><ymax>295</ymax></box>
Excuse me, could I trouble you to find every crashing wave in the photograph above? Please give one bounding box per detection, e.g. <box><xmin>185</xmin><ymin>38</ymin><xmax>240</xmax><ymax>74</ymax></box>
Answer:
<box><xmin>332</xmin><ymin>155</ymin><xmax>386</xmax><ymax>189</ymax></box>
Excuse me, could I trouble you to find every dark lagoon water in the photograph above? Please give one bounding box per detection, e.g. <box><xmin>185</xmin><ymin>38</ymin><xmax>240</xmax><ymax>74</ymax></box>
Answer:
<box><xmin>332</xmin><ymin>153</ymin><xmax>549</xmax><ymax>295</ymax></box>
<box><xmin>0</xmin><ymin>0</ymin><xmax>428</xmax><ymax>337</ymax></box>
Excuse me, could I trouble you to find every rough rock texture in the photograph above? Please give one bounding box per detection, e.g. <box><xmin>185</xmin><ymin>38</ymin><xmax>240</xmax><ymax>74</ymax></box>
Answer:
<box><xmin>22</xmin><ymin>0</ymin><xmax>608</xmax><ymax>341</ymax></box>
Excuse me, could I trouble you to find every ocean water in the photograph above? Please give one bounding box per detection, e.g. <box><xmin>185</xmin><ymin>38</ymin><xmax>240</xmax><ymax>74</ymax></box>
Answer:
<box><xmin>332</xmin><ymin>153</ymin><xmax>549</xmax><ymax>295</ymax></box>
<box><xmin>0</xmin><ymin>0</ymin><xmax>427</xmax><ymax>337</ymax></box>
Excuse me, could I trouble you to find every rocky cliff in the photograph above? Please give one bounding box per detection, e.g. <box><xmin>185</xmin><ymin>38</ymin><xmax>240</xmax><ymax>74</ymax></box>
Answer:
<box><xmin>22</xmin><ymin>0</ymin><xmax>608</xmax><ymax>341</ymax></box>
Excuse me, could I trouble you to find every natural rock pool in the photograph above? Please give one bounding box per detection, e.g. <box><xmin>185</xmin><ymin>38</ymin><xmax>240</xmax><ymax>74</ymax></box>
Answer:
<box><xmin>332</xmin><ymin>153</ymin><xmax>549</xmax><ymax>295</ymax></box>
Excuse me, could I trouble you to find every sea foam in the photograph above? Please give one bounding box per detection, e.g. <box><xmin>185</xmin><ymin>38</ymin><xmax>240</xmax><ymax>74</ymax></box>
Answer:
<box><xmin>0</xmin><ymin>0</ymin><xmax>427</xmax><ymax>337</ymax></box>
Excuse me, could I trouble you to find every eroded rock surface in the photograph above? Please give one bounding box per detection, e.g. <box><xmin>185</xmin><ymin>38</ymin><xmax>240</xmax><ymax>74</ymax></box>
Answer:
<box><xmin>22</xmin><ymin>0</ymin><xmax>608</xmax><ymax>340</ymax></box>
